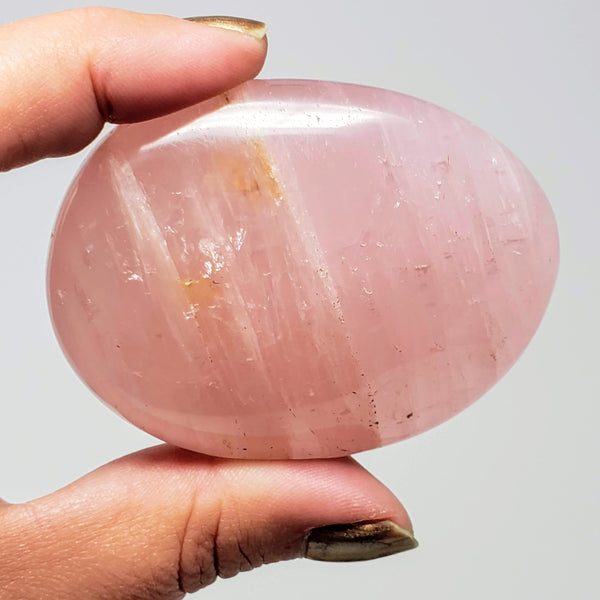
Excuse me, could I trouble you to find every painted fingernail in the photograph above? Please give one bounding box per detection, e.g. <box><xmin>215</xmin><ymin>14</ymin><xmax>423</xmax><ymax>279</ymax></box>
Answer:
<box><xmin>306</xmin><ymin>520</ymin><xmax>418</xmax><ymax>562</ymax></box>
<box><xmin>185</xmin><ymin>16</ymin><xmax>267</xmax><ymax>40</ymax></box>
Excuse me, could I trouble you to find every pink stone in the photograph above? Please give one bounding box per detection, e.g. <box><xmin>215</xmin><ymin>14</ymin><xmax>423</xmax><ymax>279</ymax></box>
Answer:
<box><xmin>47</xmin><ymin>80</ymin><xmax>559</xmax><ymax>459</ymax></box>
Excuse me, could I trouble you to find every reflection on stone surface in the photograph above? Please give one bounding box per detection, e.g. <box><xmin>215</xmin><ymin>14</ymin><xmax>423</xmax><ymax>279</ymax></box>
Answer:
<box><xmin>47</xmin><ymin>80</ymin><xmax>559</xmax><ymax>458</ymax></box>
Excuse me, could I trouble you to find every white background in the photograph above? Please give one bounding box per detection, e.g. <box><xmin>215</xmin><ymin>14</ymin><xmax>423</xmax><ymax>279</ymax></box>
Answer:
<box><xmin>1</xmin><ymin>0</ymin><xmax>598</xmax><ymax>598</ymax></box>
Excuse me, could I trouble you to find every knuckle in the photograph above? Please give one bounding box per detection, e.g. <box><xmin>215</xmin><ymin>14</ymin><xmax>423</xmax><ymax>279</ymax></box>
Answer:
<box><xmin>215</xmin><ymin>530</ymin><xmax>266</xmax><ymax>579</ymax></box>
<box><xmin>177</xmin><ymin>500</ymin><xmax>221</xmax><ymax>593</ymax></box>
<box><xmin>177</xmin><ymin>490</ymin><xmax>273</xmax><ymax>592</ymax></box>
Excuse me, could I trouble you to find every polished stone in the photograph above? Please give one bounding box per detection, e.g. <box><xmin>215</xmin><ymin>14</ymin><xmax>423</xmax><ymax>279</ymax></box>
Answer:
<box><xmin>47</xmin><ymin>79</ymin><xmax>559</xmax><ymax>458</ymax></box>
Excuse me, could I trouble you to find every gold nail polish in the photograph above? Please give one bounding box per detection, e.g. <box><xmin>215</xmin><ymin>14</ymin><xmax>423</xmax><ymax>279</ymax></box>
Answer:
<box><xmin>306</xmin><ymin>520</ymin><xmax>418</xmax><ymax>562</ymax></box>
<box><xmin>185</xmin><ymin>16</ymin><xmax>267</xmax><ymax>40</ymax></box>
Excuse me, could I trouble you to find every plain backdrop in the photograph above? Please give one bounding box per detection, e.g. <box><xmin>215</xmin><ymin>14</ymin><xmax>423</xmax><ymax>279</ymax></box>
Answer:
<box><xmin>1</xmin><ymin>1</ymin><xmax>598</xmax><ymax>598</ymax></box>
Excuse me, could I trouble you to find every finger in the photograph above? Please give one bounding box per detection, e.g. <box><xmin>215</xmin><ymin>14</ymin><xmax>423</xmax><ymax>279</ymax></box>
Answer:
<box><xmin>0</xmin><ymin>8</ymin><xmax>267</xmax><ymax>170</ymax></box>
<box><xmin>0</xmin><ymin>445</ymin><xmax>416</xmax><ymax>599</ymax></box>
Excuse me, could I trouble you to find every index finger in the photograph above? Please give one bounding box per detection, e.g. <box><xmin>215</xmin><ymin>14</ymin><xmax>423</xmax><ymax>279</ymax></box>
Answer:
<box><xmin>0</xmin><ymin>8</ymin><xmax>267</xmax><ymax>170</ymax></box>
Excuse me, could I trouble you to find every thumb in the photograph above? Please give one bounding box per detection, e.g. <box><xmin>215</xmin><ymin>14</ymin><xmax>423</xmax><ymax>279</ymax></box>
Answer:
<box><xmin>0</xmin><ymin>445</ymin><xmax>416</xmax><ymax>599</ymax></box>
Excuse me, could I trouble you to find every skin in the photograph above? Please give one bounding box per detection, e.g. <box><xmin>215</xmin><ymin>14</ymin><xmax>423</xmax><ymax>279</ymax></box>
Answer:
<box><xmin>0</xmin><ymin>8</ymin><xmax>413</xmax><ymax>599</ymax></box>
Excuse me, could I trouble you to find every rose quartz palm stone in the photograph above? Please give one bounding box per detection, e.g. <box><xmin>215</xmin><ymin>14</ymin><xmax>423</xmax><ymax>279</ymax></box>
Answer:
<box><xmin>48</xmin><ymin>80</ymin><xmax>558</xmax><ymax>459</ymax></box>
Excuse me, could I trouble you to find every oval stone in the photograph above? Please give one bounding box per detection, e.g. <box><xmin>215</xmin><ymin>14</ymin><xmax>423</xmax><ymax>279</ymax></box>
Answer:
<box><xmin>47</xmin><ymin>79</ymin><xmax>559</xmax><ymax>459</ymax></box>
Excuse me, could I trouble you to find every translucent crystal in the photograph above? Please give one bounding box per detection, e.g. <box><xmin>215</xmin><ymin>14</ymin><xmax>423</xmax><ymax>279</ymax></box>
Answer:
<box><xmin>47</xmin><ymin>80</ymin><xmax>559</xmax><ymax>458</ymax></box>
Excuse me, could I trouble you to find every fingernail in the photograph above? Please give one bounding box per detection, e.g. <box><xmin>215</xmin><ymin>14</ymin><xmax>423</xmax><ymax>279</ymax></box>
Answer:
<box><xmin>306</xmin><ymin>520</ymin><xmax>418</xmax><ymax>562</ymax></box>
<box><xmin>185</xmin><ymin>16</ymin><xmax>267</xmax><ymax>40</ymax></box>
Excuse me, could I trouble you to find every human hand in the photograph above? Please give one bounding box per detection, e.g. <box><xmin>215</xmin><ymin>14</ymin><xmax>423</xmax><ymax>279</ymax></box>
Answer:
<box><xmin>0</xmin><ymin>8</ymin><xmax>417</xmax><ymax>599</ymax></box>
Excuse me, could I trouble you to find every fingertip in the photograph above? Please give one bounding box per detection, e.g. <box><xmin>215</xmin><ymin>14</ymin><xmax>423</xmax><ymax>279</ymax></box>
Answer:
<box><xmin>83</xmin><ymin>9</ymin><xmax>269</xmax><ymax>123</ymax></box>
<box><xmin>213</xmin><ymin>454</ymin><xmax>414</xmax><ymax>539</ymax></box>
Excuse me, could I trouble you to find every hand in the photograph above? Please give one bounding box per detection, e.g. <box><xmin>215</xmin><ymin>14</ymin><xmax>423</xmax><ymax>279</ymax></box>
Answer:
<box><xmin>0</xmin><ymin>8</ymin><xmax>416</xmax><ymax>600</ymax></box>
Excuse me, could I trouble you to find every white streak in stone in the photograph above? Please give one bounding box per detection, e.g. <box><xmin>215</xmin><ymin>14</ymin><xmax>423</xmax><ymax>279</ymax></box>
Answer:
<box><xmin>231</xmin><ymin>227</ymin><xmax>247</xmax><ymax>251</ymax></box>
<box><xmin>108</xmin><ymin>156</ymin><xmax>195</xmax><ymax>361</ymax></box>
<box><xmin>181</xmin><ymin>178</ymin><xmax>269</xmax><ymax>375</ymax></box>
